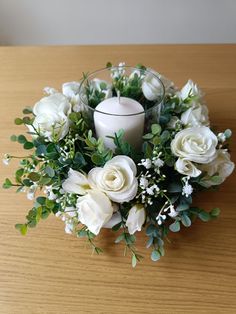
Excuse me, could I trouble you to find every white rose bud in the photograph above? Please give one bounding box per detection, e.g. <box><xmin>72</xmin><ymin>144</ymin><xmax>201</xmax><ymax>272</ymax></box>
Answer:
<box><xmin>175</xmin><ymin>158</ymin><xmax>201</xmax><ymax>177</ymax></box>
<box><xmin>198</xmin><ymin>149</ymin><xmax>235</xmax><ymax>187</ymax></box>
<box><xmin>180</xmin><ymin>80</ymin><xmax>202</xmax><ymax>100</ymax></box>
<box><xmin>29</xmin><ymin>93</ymin><xmax>71</xmax><ymax>141</ymax></box>
<box><xmin>62</xmin><ymin>81</ymin><xmax>82</xmax><ymax>112</ymax></box>
<box><xmin>126</xmin><ymin>204</ymin><xmax>145</xmax><ymax>235</ymax></box>
<box><xmin>88</xmin><ymin>156</ymin><xmax>138</xmax><ymax>203</ymax></box>
<box><xmin>171</xmin><ymin>126</ymin><xmax>218</xmax><ymax>164</ymax></box>
<box><xmin>146</xmin><ymin>69</ymin><xmax>175</xmax><ymax>94</ymax></box>
<box><xmin>181</xmin><ymin>102</ymin><xmax>209</xmax><ymax>127</ymax></box>
<box><xmin>142</xmin><ymin>73</ymin><xmax>163</xmax><ymax>101</ymax></box>
<box><xmin>77</xmin><ymin>190</ymin><xmax>114</xmax><ymax>235</ymax></box>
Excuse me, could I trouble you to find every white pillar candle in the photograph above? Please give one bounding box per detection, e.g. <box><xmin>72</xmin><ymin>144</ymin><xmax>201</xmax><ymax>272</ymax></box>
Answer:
<box><xmin>94</xmin><ymin>97</ymin><xmax>145</xmax><ymax>150</ymax></box>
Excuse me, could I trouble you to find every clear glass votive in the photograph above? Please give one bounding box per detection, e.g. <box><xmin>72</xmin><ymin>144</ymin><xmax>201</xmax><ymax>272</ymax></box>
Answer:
<box><xmin>79</xmin><ymin>66</ymin><xmax>165</xmax><ymax>150</ymax></box>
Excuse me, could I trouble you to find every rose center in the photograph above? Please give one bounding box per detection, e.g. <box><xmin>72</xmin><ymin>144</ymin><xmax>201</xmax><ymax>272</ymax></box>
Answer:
<box><xmin>102</xmin><ymin>168</ymin><xmax>125</xmax><ymax>191</ymax></box>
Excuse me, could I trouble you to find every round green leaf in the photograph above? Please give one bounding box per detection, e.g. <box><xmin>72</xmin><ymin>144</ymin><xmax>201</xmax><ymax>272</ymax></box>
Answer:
<box><xmin>143</xmin><ymin>133</ymin><xmax>153</xmax><ymax>140</ymax></box>
<box><xmin>224</xmin><ymin>129</ymin><xmax>232</xmax><ymax>138</ymax></box>
<box><xmin>23</xmin><ymin>107</ymin><xmax>33</xmax><ymax>114</ymax></box>
<box><xmin>181</xmin><ymin>214</ymin><xmax>191</xmax><ymax>227</ymax></box>
<box><xmin>10</xmin><ymin>135</ymin><xmax>17</xmax><ymax>141</ymax></box>
<box><xmin>15</xmin><ymin>223</ymin><xmax>27</xmax><ymax>235</ymax></box>
<box><xmin>23</xmin><ymin>142</ymin><xmax>34</xmax><ymax>150</ymax></box>
<box><xmin>151</xmin><ymin>124</ymin><xmax>161</xmax><ymax>135</ymax></box>
<box><xmin>151</xmin><ymin>250</ymin><xmax>161</xmax><ymax>262</ymax></box>
<box><xmin>45</xmin><ymin>166</ymin><xmax>55</xmax><ymax>178</ymax></box>
<box><xmin>22</xmin><ymin>117</ymin><xmax>32</xmax><ymax>125</ymax></box>
<box><xmin>2</xmin><ymin>178</ymin><xmax>12</xmax><ymax>189</ymax></box>
<box><xmin>18</xmin><ymin>135</ymin><xmax>27</xmax><ymax>144</ymax></box>
<box><xmin>28</xmin><ymin>172</ymin><xmax>40</xmax><ymax>182</ymax></box>
<box><xmin>198</xmin><ymin>211</ymin><xmax>211</xmax><ymax>222</ymax></box>
<box><xmin>169</xmin><ymin>220</ymin><xmax>180</xmax><ymax>232</ymax></box>
<box><xmin>14</xmin><ymin>118</ymin><xmax>23</xmax><ymax>125</ymax></box>
<box><xmin>210</xmin><ymin>207</ymin><xmax>221</xmax><ymax>217</ymax></box>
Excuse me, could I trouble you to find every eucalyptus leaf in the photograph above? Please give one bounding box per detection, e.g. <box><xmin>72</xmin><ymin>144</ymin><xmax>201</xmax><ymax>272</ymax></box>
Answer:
<box><xmin>159</xmin><ymin>246</ymin><xmax>165</xmax><ymax>256</ymax></box>
<box><xmin>224</xmin><ymin>129</ymin><xmax>232</xmax><ymax>138</ymax></box>
<box><xmin>112</xmin><ymin>222</ymin><xmax>122</xmax><ymax>231</ymax></box>
<box><xmin>181</xmin><ymin>213</ymin><xmax>191</xmax><ymax>227</ymax></box>
<box><xmin>23</xmin><ymin>142</ymin><xmax>34</xmax><ymax>150</ymax></box>
<box><xmin>36</xmin><ymin>145</ymin><xmax>47</xmax><ymax>156</ymax></box>
<box><xmin>28</xmin><ymin>172</ymin><xmax>40</xmax><ymax>182</ymax></box>
<box><xmin>23</xmin><ymin>107</ymin><xmax>33</xmax><ymax>114</ymax></box>
<box><xmin>143</xmin><ymin>133</ymin><xmax>153</xmax><ymax>140</ymax></box>
<box><xmin>17</xmin><ymin>135</ymin><xmax>27</xmax><ymax>144</ymax></box>
<box><xmin>146</xmin><ymin>237</ymin><xmax>153</xmax><ymax>248</ymax></box>
<box><xmin>14</xmin><ymin>118</ymin><xmax>23</xmax><ymax>125</ymax></box>
<box><xmin>160</xmin><ymin>130</ymin><xmax>170</xmax><ymax>143</ymax></box>
<box><xmin>151</xmin><ymin>250</ymin><xmax>161</xmax><ymax>262</ymax></box>
<box><xmin>10</xmin><ymin>135</ymin><xmax>17</xmax><ymax>142</ymax></box>
<box><xmin>45</xmin><ymin>166</ymin><xmax>55</xmax><ymax>178</ymax></box>
<box><xmin>176</xmin><ymin>203</ymin><xmax>189</xmax><ymax>212</ymax></box>
<box><xmin>15</xmin><ymin>223</ymin><xmax>27</xmax><ymax>235</ymax></box>
<box><xmin>210</xmin><ymin>207</ymin><xmax>221</xmax><ymax>217</ymax></box>
<box><xmin>115</xmin><ymin>233</ymin><xmax>125</xmax><ymax>243</ymax></box>
<box><xmin>132</xmin><ymin>254</ymin><xmax>137</xmax><ymax>268</ymax></box>
<box><xmin>2</xmin><ymin>178</ymin><xmax>12</xmax><ymax>189</ymax></box>
<box><xmin>169</xmin><ymin>221</ymin><xmax>180</xmax><ymax>232</ymax></box>
<box><xmin>151</xmin><ymin>124</ymin><xmax>161</xmax><ymax>135</ymax></box>
<box><xmin>198</xmin><ymin>211</ymin><xmax>211</xmax><ymax>222</ymax></box>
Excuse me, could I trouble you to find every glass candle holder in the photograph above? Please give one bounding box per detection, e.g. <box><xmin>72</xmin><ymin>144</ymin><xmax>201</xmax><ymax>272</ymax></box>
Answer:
<box><xmin>79</xmin><ymin>66</ymin><xmax>165</xmax><ymax>150</ymax></box>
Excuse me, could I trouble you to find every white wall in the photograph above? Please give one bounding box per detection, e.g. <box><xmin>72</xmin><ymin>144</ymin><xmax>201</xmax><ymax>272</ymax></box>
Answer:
<box><xmin>0</xmin><ymin>0</ymin><xmax>235</xmax><ymax>45</ymax></box>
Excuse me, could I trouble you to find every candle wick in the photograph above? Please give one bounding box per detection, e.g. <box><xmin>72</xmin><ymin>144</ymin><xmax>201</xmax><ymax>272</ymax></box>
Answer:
<box><xmin>117</xmin><ymin>90</ymin><xmax>120</xmax><ymax>104</ymax></box>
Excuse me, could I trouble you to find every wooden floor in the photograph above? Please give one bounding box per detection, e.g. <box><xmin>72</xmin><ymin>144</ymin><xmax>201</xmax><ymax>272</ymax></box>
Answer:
<box><xmin>0</xmin><ymin>45</ymin><xmax>236</xmax><ymax>313</ymax></box>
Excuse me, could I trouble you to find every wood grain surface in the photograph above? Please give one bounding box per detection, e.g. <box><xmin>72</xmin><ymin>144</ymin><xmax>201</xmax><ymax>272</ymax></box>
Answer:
<box><xmin>0</xmin><ymin>45</ymin><xmax>236</xmax><ymax>314</ymax></box>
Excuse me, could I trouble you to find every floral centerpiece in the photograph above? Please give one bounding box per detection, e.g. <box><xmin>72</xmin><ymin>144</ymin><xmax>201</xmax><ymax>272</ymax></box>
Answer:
<box><xmin>3</xmin><ymin>63</ymin><xmax>234</xmax><ymax>267</ymax></box>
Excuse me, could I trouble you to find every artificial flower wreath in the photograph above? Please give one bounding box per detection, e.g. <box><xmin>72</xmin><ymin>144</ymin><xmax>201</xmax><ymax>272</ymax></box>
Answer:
<box><xmin>3</xmin><ymin>63</ymin><xmax>234</xmax><ymax>266</ymax></box>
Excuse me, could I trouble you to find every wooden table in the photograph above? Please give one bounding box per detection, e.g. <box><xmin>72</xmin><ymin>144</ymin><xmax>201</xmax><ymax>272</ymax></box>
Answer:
<box><xmin>0</xmin><ymin>45</ymin><xmax>236</xmax><ymax>314</ymax></box>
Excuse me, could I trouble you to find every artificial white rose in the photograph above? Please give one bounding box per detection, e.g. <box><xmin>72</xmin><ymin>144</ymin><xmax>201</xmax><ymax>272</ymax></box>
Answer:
<box><xmin>198</xmin><ymin>149</ymin><xmax>235</xmax><ymax>187</ymax></box>
<box><xmin>90</xmin><ymin>79</ymin><xmax>112</xmax><ymax>99</ymax></box>
<box><xmin>33</xmin><ymin>93</ymin><xmax>70</xmax><ymax>116</ymax></box>
<box><xmin>62</xmin><ymin>168</ymin><xmax>90</xmax><ymax>195</ymax></box>
<box><xmin>31</xmin><ymin>112</ymin><xmax>70</xmax><ymax>141</ymax></box>
<box><xmin>30</xmin><ymin>93</ymin><xmax>71</xmax><ymax>141</ymax></box>
<box><xmin>142</xmin><ymin>73</ymin><xmax>164</xmax><ymax>101</ymax></box>
<box><xmin>181</xmin><ymin>102</ymin><xmax>209</xmax><ymax>127</ymax></box>
<box><xmin>175</xmin><ymin>158</ymin><xmax>201</xmax><ymax>177</ymax></box>
<box><xmin>126</xmin><ymin>204</ymin><xmax>145</xmax><ymax>235</ymax></box>
<box><xmin>171</xmin><ymin>126</ymin><xmax>218</xmax><ymax>164</ymax></box>
<box><xmin>88</xmin><ymin>155</ymin><xmax>138</xmax><ymax>203</ymax></box>
<box><xmin>148</xmin><ymin>69</ymin><xmax>174</xmax><ymax>93</ymax></box>
<box><xmin>62</xmin><ymin>81</ymin><xmax>82</xmax><ymax>112</ymax></box>
<box><xmin>77</xmin><ymin>190</ymin><xmax>114</xmax><ymax>235</ymax></box>
<box><xmin>180</xmin><ymin>80</ymin><xmax>202</xmax><ymax>100</ymax></box>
